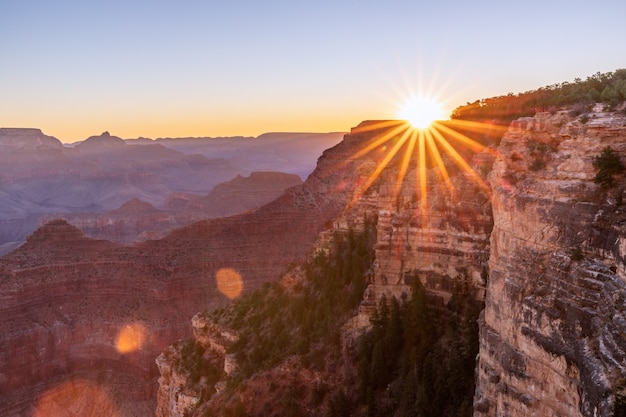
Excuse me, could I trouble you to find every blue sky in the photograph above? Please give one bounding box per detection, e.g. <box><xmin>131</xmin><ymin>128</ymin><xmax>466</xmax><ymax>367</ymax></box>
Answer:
<box><xmin>1</xmin><ymin>0</ymin><xmax>625</xmax><ymax>142</ymax></box>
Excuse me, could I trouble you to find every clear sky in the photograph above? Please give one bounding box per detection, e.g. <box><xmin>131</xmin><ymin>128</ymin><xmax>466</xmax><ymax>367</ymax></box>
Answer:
<box><xmin>2</xmin><ymin>0</ymin><xmax>625</xmax><ymax>142</ymax></box>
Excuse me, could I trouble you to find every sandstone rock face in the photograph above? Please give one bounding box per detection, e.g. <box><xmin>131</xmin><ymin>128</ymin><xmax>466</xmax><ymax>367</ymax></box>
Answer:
<box><xmin>475</xmin><ymin>109</ymin><xmax>626</xmax><ymax>417</ymax></box>
<box><xmin>155</xmin><ymin>315</ymin><xmax>237</xmax><ymax>417</ymax></box>
<box><xmin>322</xmin><ymin>121</ymin><xmax>493</xmax><ymax>327</ymax></box>
<box><xmin>155</xmin><ymin>111</ymin><xmax>626</xmax><ymax>417</ymax></box>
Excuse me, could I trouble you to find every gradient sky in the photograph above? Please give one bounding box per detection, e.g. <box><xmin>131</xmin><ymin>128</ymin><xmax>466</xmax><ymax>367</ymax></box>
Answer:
<box><xmin>2</xmin><ymin>0</ymin><xmax>625</xmax><ymax>142</ymax></box>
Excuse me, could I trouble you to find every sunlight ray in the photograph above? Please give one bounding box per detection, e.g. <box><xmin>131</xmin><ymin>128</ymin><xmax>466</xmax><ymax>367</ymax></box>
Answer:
<box><xmin>433</xmin><ymin>121</ymin><xmax>488</xmax><ymax>153</ymax></box>
<box><xmin>424</xmin><ymin>128</ymin><xmax>454</xmax><ymax>197</ymax></box>
<box><xmin>393</xmin><ymin>128</ymin><xmax>418</xmax><ymax>202</ymax></box>
<box><xmin>429</xmin><ymin>127</ymin><xmax>489</xmax><ymax>192</ymax></box>
<box><xmin>417</xmin><ymin>129</ymin><xmax>428</xmax><ymax>222</ymax></box>
<box><xmin>358</xmin><ymin>127</ymin><xmax>412</xmax><ymax>195</ymax></box>
<box><xmin>353</xmin><ymin>122</ymin><xmax>410</xmax><ymax>159</ymax></box>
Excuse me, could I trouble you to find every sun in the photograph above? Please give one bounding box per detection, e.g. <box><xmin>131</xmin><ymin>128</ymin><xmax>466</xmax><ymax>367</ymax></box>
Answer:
<box><xmin>397</xmin><ymin>95</ymin><xmax>446</xmax><ymax>129</ymax></box>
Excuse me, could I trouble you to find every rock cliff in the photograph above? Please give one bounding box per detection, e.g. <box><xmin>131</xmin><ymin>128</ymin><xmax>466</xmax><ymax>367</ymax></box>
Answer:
<box><xmin>0</xmin><ymin>128</ymin><xmax>63</xmax><ymax>150</ymax></box>
<box><xmin>475</xmin><ymin>106</ymin><xmax>626</xmax><ymax>417</ymax></box>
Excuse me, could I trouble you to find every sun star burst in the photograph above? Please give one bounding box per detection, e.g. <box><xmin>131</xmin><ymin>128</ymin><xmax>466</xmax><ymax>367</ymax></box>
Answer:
<box><xmin>349</xmin><ymin>116</ymin><xmax>504</xmax><ymax>225</ymax></box>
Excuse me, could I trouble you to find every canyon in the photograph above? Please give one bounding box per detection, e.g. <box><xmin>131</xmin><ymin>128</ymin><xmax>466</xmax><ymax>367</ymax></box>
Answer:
<box><xmin>0</xmin><ymin>123</ymin><xmax>382</xmax><ymax>416</ymax></box>
<box><xmin>155</xmin><ymin>107</ymin><xmax>626</xmax><ymax>417</ymax></box>
<box><xmin>3</xmin><ymin>105</ymin><xmax>626</xmax><ymax>416</ymax></box>
<box><xmin>0</xmin><ymin>128</ymin><xmax>343</xmax><ymax>254</ymax></box>
<box><xmin>40</xmin><ymin>171</ymin><xmax>303</xmax><ymax>243</ymax></box>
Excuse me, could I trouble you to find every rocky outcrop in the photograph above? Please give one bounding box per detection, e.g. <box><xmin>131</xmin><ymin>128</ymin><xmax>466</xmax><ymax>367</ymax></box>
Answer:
<box><xmin>0</xmin><ymin>128</ymin><xmax>63</xmax><ymax>150</ymax></box>
<box><xmin>164</xmin><ymin>171</ymin><xmax>302</xmax><ymax>217</ymax></box>
<box><xmin>155</xmin><ymin>315</ymin><xmax>237</xmax><ymax>417</ymax></box>
<box><xmin>74</xmin><ymin>131</ymin><xmax>127</xmax><ymax>151</ymax></box>
<box><xmin>475</xmin><ymin>107</ymin><xmax>626</xmax><ymax>417</ymax></box>
<box><xmin>317</xmin><ymin>121</ymin><xmax>493</xmax><ymax>327</ymax></box>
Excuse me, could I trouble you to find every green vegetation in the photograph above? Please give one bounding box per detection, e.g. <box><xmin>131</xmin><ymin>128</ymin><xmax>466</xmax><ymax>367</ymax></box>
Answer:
<box><xmin>357</xmin><ymin>276</ymin><xmax>482</xmax><ymax>417</ymax></box>
<box><xmin>593</xmin><ymin>147</ymin><xmax>625</xmax><ymax>189</ymax></box>
<box><xmin>191</xmin><ymin>218</ymin><xmax>482</xmax><ymax>416</ymax></box>
<box><xmin>526</xmin><ymin>140</ymin><xmax>556</xmax><ymax>172</ymax></box>
<box><xmin>570</xmin><ymin>246</ymin><xmax>584</xmax><ymax>262</ymax></box>
<box><xmin>451</xmin><ymin>69</ymin><xmax>626</xmax><ymax>123</ymax></box>
<box><xmin>176</xmin><ymin>339</ymin><xmax>224</xmax><ymax>401</ymax></box>
<box><xmin>216</xmin><ymin>219</ymin><xmax>376</xmax><ymax>379</ymax></box>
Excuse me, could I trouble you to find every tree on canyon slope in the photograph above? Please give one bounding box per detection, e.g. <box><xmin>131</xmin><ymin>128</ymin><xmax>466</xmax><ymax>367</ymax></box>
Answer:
<box><xmin>593</xmin><ymin>146</ymin><xmax>625</xmax><ymax>189</ymax></box>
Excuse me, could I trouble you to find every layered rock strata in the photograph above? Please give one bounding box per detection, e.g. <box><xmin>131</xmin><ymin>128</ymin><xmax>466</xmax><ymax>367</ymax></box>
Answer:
<box><xmin>475</xmin><ymin>108</ymin><xmax>626</xmax><ymax>417</ymax></box>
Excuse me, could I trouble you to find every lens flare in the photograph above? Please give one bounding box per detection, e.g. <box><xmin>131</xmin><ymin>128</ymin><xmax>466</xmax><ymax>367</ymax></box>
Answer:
<box><xmin>216</xmin><ymin>267</ymin><xmax>243</xmax><ymax>299</ymax></box>
<box><xmin>397</xmin><ymin>95</ymin><xmax>446</xmax><ymax>129</ymax></box>
<box><xmin>115</xmin><ymin>322</ymin><xmax>147</xmax><ymax>354</ymax></box>
<box><xmin>34</xmin><ymin>379</ymin><xmax>120</xmax><ymax>417</ymax></box>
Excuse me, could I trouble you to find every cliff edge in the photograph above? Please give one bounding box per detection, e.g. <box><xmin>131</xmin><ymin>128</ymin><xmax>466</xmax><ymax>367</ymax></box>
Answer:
<box><xmin>476</xmin><ymin>106</ymin><xmax>626</xmax><ymax>417</ymax></box>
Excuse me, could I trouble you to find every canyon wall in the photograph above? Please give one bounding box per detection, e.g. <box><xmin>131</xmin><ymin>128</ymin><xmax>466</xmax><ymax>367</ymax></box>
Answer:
<box><xmin>475</xmin><ymin>107</ymin><xmax>626</xmax><ymax>417</ymax></box>
<box><xmin>153</xmin><ymin>119</ymin><xmax>497</xmax><ymax>416</ymax></box>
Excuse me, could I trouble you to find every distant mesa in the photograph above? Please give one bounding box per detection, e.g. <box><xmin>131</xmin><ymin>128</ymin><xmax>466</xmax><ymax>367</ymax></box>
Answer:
<box><xmin>76</xmin><ymin>131</ymin><xmax>126</xmax><ymax>150</ymax></box>
<box><xmin>25</xmin><ymin>219</ymin><xmax>84</xmax><ymax>244</ymax></box>
<box><xmin>0</xmin><ymin>128</ymin><xmax>63</xmax><ymax>150</ymax></box>
<box><xmin>112</xmin><ymin>198</ymin><xmax>160</xmax><ymax>215</ymax></box>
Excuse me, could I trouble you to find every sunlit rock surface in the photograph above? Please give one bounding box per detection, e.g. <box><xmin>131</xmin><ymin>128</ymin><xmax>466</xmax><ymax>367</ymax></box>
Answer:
<box><xmin>157</xmin><ymin>110</ymin><xmax>626</xmax><ymax>417</ymax></box>
<box><xmin>475</xmin><ymin>108</ymin><xmax>626</xmax><ymax>417</ymax></box>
